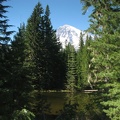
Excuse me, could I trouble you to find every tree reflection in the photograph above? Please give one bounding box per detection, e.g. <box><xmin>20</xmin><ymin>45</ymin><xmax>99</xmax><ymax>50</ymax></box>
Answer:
<box><xmin>28</xmin><ymin>92</ymin><xmax>109</xmax><ymax>120</ymax></box>
<box><xmin>56</xmin><ymin>92</ymin><xmax>109</xmax><ymax>120</ymax></box>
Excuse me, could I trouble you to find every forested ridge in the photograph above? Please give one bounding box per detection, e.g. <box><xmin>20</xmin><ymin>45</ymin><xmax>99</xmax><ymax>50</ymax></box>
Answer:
<box><xmin>0</xmin><ymin>0</ymin><xmax>120</xmax><ymax>120</ymax></box>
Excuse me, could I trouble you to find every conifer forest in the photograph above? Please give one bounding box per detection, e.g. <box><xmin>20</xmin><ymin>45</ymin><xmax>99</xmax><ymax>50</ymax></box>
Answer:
<box><xmin>0</xmin><ymin>0</ymin><xmax>120</xmax><ymax>120</ymax></box>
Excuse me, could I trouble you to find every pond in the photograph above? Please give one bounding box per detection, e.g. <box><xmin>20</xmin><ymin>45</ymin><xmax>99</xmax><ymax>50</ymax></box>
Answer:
<box><xmin>41</xmin><ymin>92</ymin><xmax>93</xmax><ymax>114</ymax></box>
<box><xmin>36</xmin><ymin>92</ymin><xmax>109</xmax><ymax>120</ymax></box>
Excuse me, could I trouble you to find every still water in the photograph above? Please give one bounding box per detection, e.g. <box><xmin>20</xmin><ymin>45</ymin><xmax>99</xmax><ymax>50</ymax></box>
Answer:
<box><xmin>39</xmin><ymin>92</ymin><xmax>108</xmax><ymax>119</ymax></box>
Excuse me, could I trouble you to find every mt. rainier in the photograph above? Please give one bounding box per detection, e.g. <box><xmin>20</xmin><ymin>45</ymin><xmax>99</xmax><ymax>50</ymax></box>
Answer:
<box><xmin>56</xmin><ymin>24</ymin><xmax>88</xmax><ymax>49</ymax></box>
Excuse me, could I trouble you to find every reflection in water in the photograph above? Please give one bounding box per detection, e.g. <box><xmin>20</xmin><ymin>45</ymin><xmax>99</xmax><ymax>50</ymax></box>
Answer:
<box><xmin>31</xmin><ymin>92</ymin><xmax>109</xmax><ymax>120</ymax></box>
<box><xmin>39</xmin><ymin>92</ymin><xmax>107</xmax><ymax>120</ymax></box>
<box><xmin>41</xmin><ymin>92</ymin><xmax>67</xmax><ymax>115</ymax></box>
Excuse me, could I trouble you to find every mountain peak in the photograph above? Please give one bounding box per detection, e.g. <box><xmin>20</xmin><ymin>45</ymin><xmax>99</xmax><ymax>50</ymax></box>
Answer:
<box><xmin>59</xmin><ymin>24</ymin><xmax>75</xmax><ymax>29</ymax></box>
<box><xmin>56</xmin><ymin>24</ymin><xmax>84</xmax><ymax>49</ymax></box>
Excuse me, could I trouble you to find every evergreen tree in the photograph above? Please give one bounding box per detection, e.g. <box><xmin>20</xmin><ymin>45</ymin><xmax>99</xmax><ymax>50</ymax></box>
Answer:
<box><xmin>76</xmin><ymin>33</ymin><xmax>92</xmax><ymax>90</ymax></box>
<box><xmin>81</xmin><ymin>0</ymin><xmax>120</xmax><ymax>119</ymax></box>
<box><xmin>81</xmin><ymin>35</ymin><xmax>92</xmax><ymax>89</ymax></box>
<box><xmin>76</xmin><ymin>32</ymin><xmax>84</xmax><ymax>90</ymax></box>
<box><xmin>25</xmin><ymin>2</ymin><xmax>44</xmax><ymax>90</ymax></box>
<box><xmin>25</xmin><ymin>3</ymin><xmax>62</xmax><ymax>90</ymax></box>
<box><xmin>0</xmin><ymin>0</ymin><xmax>14</xmax><ymax>43</ymax></box>
<box><xmin>42</xmin><ymin>5</ymin><xmax>62</xmax><ymax>89</ymax></box>
<box><xmin>101</xmin><ymin>82</ymin><xmax>120</xmax><ymax>120</ymax></box>
<box><xmin>0</xmin><ymin>0</ymin><xmax>14</xmax><ymax>119</ymax></box>
<box><xmin>58</xmin><ymin>48</ymin><xmax>68</xmax><ymax>89</ymax></box>
<box><xmin>24</xmin><ymin>3</ymin><xmax>46</xmax><ymax>118</ymax></box>
<box><xmin>62</xmin><ymin>42</ymin><xmax>73</xmax><ymax>89</ymax></box>
<box><xmin>10</xmin><ymin>24</ymin><xmax>33</xmax><ymax>111</ymax></box>
<box><xmin>24</xmin><ymin>4</ymin><xmax>62</xmax><ymax>118</ymax></box>
<box><xmin>66</xmin><ymin>43</ymin><xmax>77</xmax><ymax>92</ymax></box>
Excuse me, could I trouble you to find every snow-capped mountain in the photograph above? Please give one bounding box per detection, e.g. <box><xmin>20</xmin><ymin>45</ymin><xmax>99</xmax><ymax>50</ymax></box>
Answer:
<box><xmin>56</xmin><ymin>24</ymin><xmax>88</xmax><ymax>49</ymax></box>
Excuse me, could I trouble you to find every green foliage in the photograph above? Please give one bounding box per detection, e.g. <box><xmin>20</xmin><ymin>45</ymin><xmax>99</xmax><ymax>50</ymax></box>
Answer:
<box><xmin>101</xmin><ymin>82</ymin><xmax>120</xmax><ymax>120</ymax></box>
<box><xmin>76</xmin><ymin>32</ymin><xmax>84</xmax><ymax>89</ymax></box>
<box><xmin>42</xmin><ymin>5</ymin><xmax>63</xmax><ymax>89</ymax></box>
<box><xmin>0</xmin><ymin>0</ymin><xmax>14</xmax><ymax>43</ymax></box>
<box><xmin>3</xmin><ymin>0</ymin><xmax>120</xmax><ymax>119</ymax></box>
<box><xmin>10</xmin><ymin>24</ymin><xmax>33</xmax><ymax>110</ymax></box>
<box><xmin>81</xmin><ymin>0</ymin><xmax>120</xmax><ymax>119</ymax></box>
<box><xmin>81</xmin><ymin>0</ymin><xmax>120</xmax><ymax>35</ymax></box>
<box><xmin>76</xmin><ymin>33</ymin><xmax>92</xmax><ymax>90</ymax></box>
<box><xmin>66</xmin><ymin>43</ymin><xmax>77</xmax><ymax>91</ymax></box>
<box><xmin>89</xmin><ymin>33</ymin><xmax>120</xmax><ymax>84</ymax></box>
<box><xmin>25</xmin><ymin>2</ymin><xmax>62</xmax><ymax>90</ymax></box>
<box><xmin>12</xmin><ymin>109</ymin><xmax>35</xmax><ymax>120</ymax></box>
<box><xmin>0</xmin><ymin>0</ymin><xmax>14</xmax><ymax>119</ymax></box>
<box><xmin>25</xmin><ymin>2</ymin><xmax>44</xmax><ymax>90</ymax></box>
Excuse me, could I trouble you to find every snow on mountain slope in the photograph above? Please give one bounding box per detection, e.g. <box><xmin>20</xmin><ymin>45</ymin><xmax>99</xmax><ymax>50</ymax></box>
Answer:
<box><xmin>56</xmin><ymin>24</ymin><xmax>88</xmax><ymax>49</ymax></box>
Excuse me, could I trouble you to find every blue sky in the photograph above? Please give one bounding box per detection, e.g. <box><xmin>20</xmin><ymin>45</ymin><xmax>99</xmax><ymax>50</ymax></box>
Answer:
<box><xmin>5</xmin><ymin>0</ymin><xmax>92</xmax><ymax>35</ymax></box>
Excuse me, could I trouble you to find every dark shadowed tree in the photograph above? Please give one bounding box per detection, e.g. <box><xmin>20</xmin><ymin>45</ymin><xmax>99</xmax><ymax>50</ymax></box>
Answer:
<box><xmin>10</xmin><ymin>24</ymin><xmax>33</xmax><ymax>112</ymax></box>
<box><xmin>43</xmin><ymin>5</ymin><xmax>62</xmax><ymax>89</ymax></box>
<box><xmin>0</xmin><ymin>0</ymin><xmax>14</xmax><ymax>119</ymax></box>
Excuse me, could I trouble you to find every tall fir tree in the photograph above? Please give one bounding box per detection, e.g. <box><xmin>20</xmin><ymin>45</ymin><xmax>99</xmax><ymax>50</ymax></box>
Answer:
<box><xmin>25</xmin><ymin>3</ymin><xmax>63</xmax><ymax>118</ymax></box>
<box><xmin>10</xmin><ymin>24</ymin><xmax>33</xmax><ymax>111</ymax></box>
<box><xmin>81</xmin><ymin>0</ymin><xmax>120</xmax><ymax>119</ymax></box>
<box><xmin>58</xmin><ymin>48</ymin><xmax>68</xmax><ymax>89</ymax></box>
<box><xmin>66</xmin><ymin>43</ymin><xmax>77</xmax><ymax>92</ymax></box>
<box><xmin>76</xmin><ymin>32</ymin><xmax>84</xmax><ymax>90</ymax></box>
<box><xmin>24</xmin><ymin>3</ymin><xmax>52</xmax><ymax>118</ymax></box>
<box><xmin>25</xmin><ymin>2</ymin><xmax>44</xmax><ymax>90</ymax></box>
<box><xmin>25</xmin><ymin>3</ymin><xmax>62</xmax><ymax>90</ymax></box>
<box><xmin>42</xmin><ymin>5</ymin><xmax>62</xmax><ymax>89</ymax></box>
<box><xmin>0</xmin><ymin>0</ymin><xmax>14</xmax><ymax>119</ymax></box>
<box><xmin>24</xmin><ymin>3</ymin><xmax>46</xmax><ymax>118</ymax></box>
<box><xmin>76</xmin><ymin>33</ymin><xmax>92</xmax><ymax>90</ymax></box>
<box><xmin>0</xmin><ymin>0</ymin><xmax>14</xmax><ymax>43</ymax></box>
